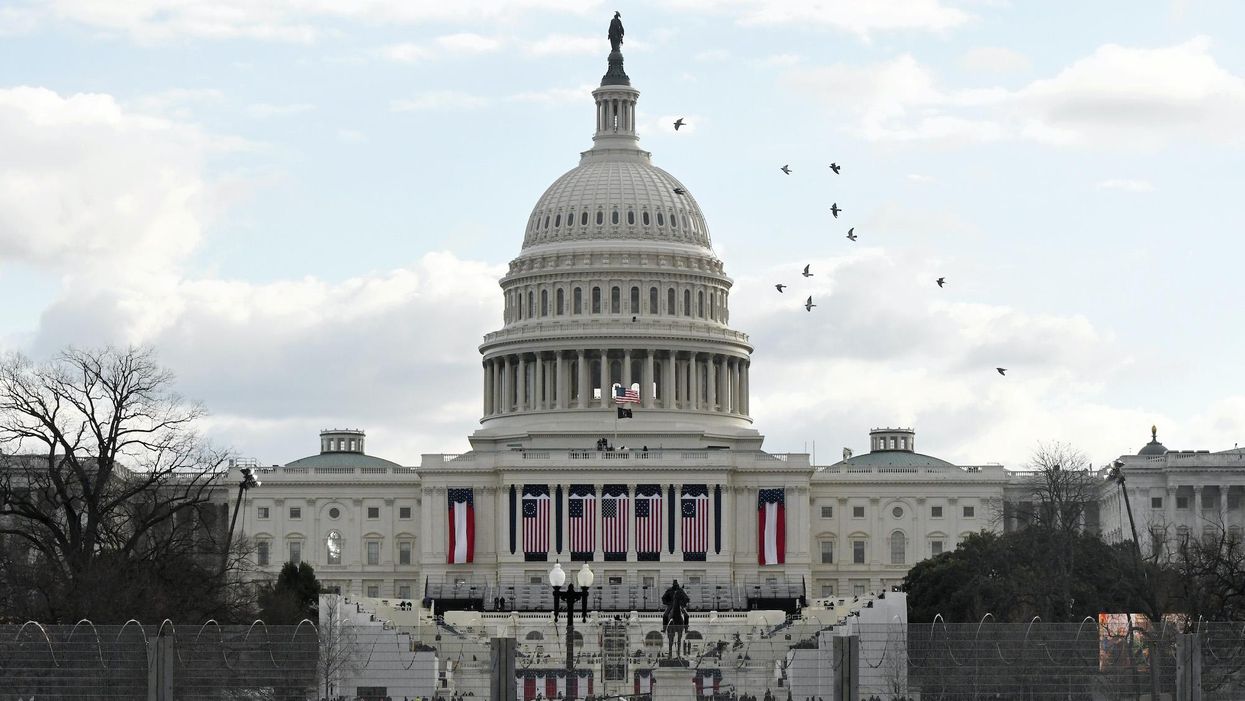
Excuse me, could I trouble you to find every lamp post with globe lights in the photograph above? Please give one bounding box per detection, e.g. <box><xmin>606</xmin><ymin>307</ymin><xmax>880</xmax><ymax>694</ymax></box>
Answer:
<box><xmin>550</xmin><ymin>561</ymin><xmax>594</xmax><ymax>672</ymax></box>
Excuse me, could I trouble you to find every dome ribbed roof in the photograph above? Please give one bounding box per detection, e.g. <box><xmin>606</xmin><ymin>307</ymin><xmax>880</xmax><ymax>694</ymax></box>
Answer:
<box><xmin>521</xmin><ymin>160</ymin><xmax>712</xmax><ymax>250</ymax></box>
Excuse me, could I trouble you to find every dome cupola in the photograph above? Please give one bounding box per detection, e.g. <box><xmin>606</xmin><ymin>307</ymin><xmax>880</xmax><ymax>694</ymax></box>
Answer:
<box><xmin>1138</xmin><ymin>425</ymin><xmax>1168</xmax><ymax>456</ymax></box>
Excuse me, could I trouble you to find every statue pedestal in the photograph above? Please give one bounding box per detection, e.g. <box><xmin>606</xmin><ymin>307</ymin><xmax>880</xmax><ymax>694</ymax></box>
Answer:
<box><xmin>652</xmin><ymin>659</ymin><xmax>695</xmax><ymax>701</ymax></box>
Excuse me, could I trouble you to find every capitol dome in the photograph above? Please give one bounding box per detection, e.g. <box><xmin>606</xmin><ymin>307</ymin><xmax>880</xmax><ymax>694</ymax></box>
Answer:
<box><xmin>522</xmin><ymin>160</ymin><xmax>712</xmax><ymax>251</ymax></box>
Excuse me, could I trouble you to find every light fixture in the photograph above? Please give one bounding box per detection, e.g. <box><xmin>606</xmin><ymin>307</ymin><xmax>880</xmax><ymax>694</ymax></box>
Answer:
<box><xmin>576</xmin><ymin>563</ymin><xmax>594</xmax><ymax>588</ymax></box>
<box><xmin>549</xmin><ymin>561</ymin><xmax>566</xmax><ymax>587</ymax></box>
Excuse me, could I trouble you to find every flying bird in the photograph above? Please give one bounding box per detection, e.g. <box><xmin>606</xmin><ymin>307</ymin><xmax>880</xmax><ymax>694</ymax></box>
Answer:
<box><xmin>830</xmin><ymin>203</ymin><xmax>841</xmax><ymax>218</ymax></box>
<box><xmin>775</xmin><ymin>284</ymin><xmax>786</xmax><ymax>293</ymax></box>
<box><xmin>846</xmin><ymin>228</ymin><xmax>857</xmax><ymax>241</ymax></box>
<box><xmin>673</xmin><ymin>117</ymin><xmax>685</xmax><ymax>131</ymax></box>
<box><xmin>997</xmin><ymin>368</ymin><xmax>1007</xmax><ymax>376</ymax></box>
<box><xmin>780</xmin><ymin>165</ymin><xmax>791</xmax><ymax>175</ymax></box>
<box><xmin>829</xmin><ymin>163</ymin><xmax>841</xmax><ymax>174</ymax></box>
<box><xmin>804</xmin><ymin>296</ymin><xmax>816</xmax><ymax>312</ymax></box>
<box><xmin>936</xmin><ymin>277</ymin><xmax>946</xmax><ymax>288</ymax></box>
<box><xmin>801</xmin><ymin>264</ymin><xmax>813</xmax><ymax>278</ymax></box>
<box><xmin>673</xmin><ymin>187</ymin><xmax>686</xmax><ymax>195</ymax></box>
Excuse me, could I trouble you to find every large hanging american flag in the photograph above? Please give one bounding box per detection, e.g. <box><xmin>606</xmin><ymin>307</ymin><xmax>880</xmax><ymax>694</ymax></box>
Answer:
<box><xmin>635</xmin><ymin>484</ymin><xmax>663</xmax><ymax>561</ymax></box>
<box><xmin>522</xmin><ymin>485</ymin><xmax>550</xmax><ymax>561</ymax></box>
<box><xmin>569</xmin><ymin>485</ymin><xmax>596</xmax><ymax>560</ymax></box>
<box><xmin>694</xmin><ymin>669</ymin><xmax>722</xmax><ymax>696</ymax></box>
<box><xmin>758</xmin><ymin>488</ymin><xmax>786</xmax><ymax>565</ymax></box>
<box><xmin>447</xmin><ymin>488</ymin><xmax>474</xmax><ymax>564</ymax></box>
<box><xmin>602</xmin><ymin>485</ymin><xmax>629</xmax><ymax>560</ymax></box>
<box><xmin>681</xmin><ymin>484</ymin><xmax>709</xmax><ymax>560</ymax></box>
<box><xmin>614</xmin><ymin>384</ymin><xmax>640</xmax><ymax>403</ymax></box>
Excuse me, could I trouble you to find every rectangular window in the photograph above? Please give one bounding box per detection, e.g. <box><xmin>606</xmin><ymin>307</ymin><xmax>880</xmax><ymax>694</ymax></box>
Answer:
<box><xmin>529</xmin><ymin>575</ymin><xmax>543</xmax><ymax>584</ymax></box>
<box><xmin>399</xmin><ymin>506</ymin><xmax>412</xmax><ymax>519</ymax></box>
<box><xmin>592</xmin><ymin>287</ymin><xmax>601</xmax><ymax>314</ymax></box>
<box><xmin>890</xmin><ymin>535</ymin><xmax>906</xmax><ymax>564</ymax></box>
<box><xmin>608</xmin><ymin>576</ymin><xmax>624</xmax><ymax>585</ymax></box>
<box><xmin>820</xmin><ymin>540</ymin><xmax>834</xmax><ymax>564</ymax></box>
<box><xmin>963</xmin><ymin>506</ymin><xmax>975</xmax><ymax>518</ymax></box>
<box><xmin>630</xmin><ymin>286</ymin><xmax>640</xmax><ymax>314</ymax></box>
<box><xmin>366</xmin><ymin>584</ymin><xmax>380</xmax><ymax>598</ymax></box>
<box><xmin>367</xmin><ymin>540</ymin><xmax>380</xmax><ymax>566</ymax></box>
<box><xmin>574</xmin><ymin>288</ymin><xmax>583</xmax><ymax>314</ymax></box>
<box><xmin>852</xmin><ymin>506</ymin><xmax>864</xmax><ymax>518</ymax></box>
<box><xmin>642</xmin><ymin>576</ymin><xmax>655</xmax><ymax>588</ymax></box>
<box><xmin>930</xmin><ymin>540</ymin><xmax>944</xmax><ymax>556</ymax></box>
<box><xmin>931</xmin><ymin>505</ymin><xmax>943</xmax><ymax>518</ymax></box>
<box><xmin>398</xmin><ymin>584</ymin><xmax>412</xmax><ymax>599</ymax></box>
<box><xmin>289</xmin><ymin>506</ymin><xmax>301</xmax><ymax>520</ymax></box>
<box><xmin>819</xmin><ymin>582</ymin><xmax>834</xmax><ymax>597</ymax></box>
<box><xmin>687</xmin><ymin>575</ymin><xmax>702</xmax><ymax>585</ymax></box>
<box><xmin>610</xmin><ymin>286</ymin><xmax>621</xmax><ymax>314</ymax></box>
<box><xmin>257</xmin><ymin>541</ymin><xmax>270</xmax><ymax>566</ymax></box>
<box><xmin>367</xmin><ymin>506</ymin><xmax>380</xmax><ymax>519</ymax></box>
<box><xmin>853</xmin><ymin>583</ymin><xmax>866</xmax><ymax>596</ymax></box>
<box><xmin>1151</xmin><ymin>497</ymin><xmax>1163</xmax><ymax>509</ymax></box>
<box><xmin>1177</xmin><ymin>495</ymin><xmax>1189</xmax><ymax>509</ymax></box>
<box><xmin>398</xmin><ymin>541</ymin><xmax>412</xmax><ymax>566</ymax></box>
<box><xmin>852</xmin><ymin>541</ymin><xmax>865</xmax><ymax>564</ymax></box>
<box><xmin>820</xmin><ymin>506</ymin><xmax>833</xmax><ymax>518</ymax></box>
<box><xmin>257</xmin><ymin>506</ymin><xmax>269</xmax><ymax>519</ymax></box>
<box><xmin>289</xmin><ymin>541</ymin><xmax>301</xmax><ymax>565</ymax></box>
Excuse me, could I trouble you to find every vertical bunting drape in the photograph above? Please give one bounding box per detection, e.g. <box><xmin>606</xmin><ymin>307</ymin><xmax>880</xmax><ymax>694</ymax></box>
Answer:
<box><xmin>555</xmin><ymin>484</ymin><xmax>564</xmax><ymax>555</ymax></box>
<box><xmin>758</xmin><ymin>488</ymin><xmax>786</xmax><ymax>565</ymax></box>
<box><xmin>509</xmin><ymin>484</ymin><xmax>517</xmax><ymax>555</ymax></box>
<box><xmin>714</xmin><ymin>484</ymin><xmax>722</xmax><ymax>554</ymax></box>
<box><xmin>447</xmin><ymin>488</ymin><xmax>474</xmax><ymax>564</ymax></box>
<box><xmin>667</xmin><ymin>484</ymin><xmax>676</xmax><ymax>554</ymax></box>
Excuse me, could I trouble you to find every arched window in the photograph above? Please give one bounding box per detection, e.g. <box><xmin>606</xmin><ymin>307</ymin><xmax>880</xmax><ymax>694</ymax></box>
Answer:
<box><xmin>667</xmin><ymin>289</ymin><xmax>676</xmax><ymax>315</ymax></box>
<box><xmin>554</xmin><ymin>214</ymin><xmax>561</xmax><ymax>228</ymax></box>
<box><xmin>574</xmin><ymin>287</ymin><xmax>583</xmax><ymax>314</ymax></box>
<box><xmin>683</xmin><ymin>290</ymin><xmax>691</xmax><ymax>316</ymax></box>
<box><xmin>581</xmin><ymin>211</ymin><xmax>588</xmax><ymax>226</ymax></box>
<box><xmin>596</xmin><ymin>211</ymin><xmax>603</xmax><ymax>225</ymax></box>
<box><xmin>643</xmin><ymin>211</ymin><xmax>650</xmax><ymax>226</ymax></box>
<box><xmin>540</xmin><ymin>289</ymin><xmax>548</xmax><ymax>317</ymax></box>
<box><xmin>672</xmin><ymin>212</ymin><xmax>679</xmax><ymax>229</ymax></box>
<box><xmin>526</xmin><ymin>631</ymin><xmax>543</xmax><ymax>641</ymax></box>
<box><xmin>627</xmin><ymin>211</ymin><xmax>635</xmax><ymax>225</ymax></box>
<box><xmin>556</xmin><ymin>288</ymin><xmax>565</xmax><ymax>315</ymax></box>
<box><xmin>326</xmin><ymin>530</ymin><xmax>342</xmax><ymax>565</ymax></box>
<box><xmin>698</xmin><ymin>290</ymin><xmax>705</xmax><ymax>318</ymax></box>
<box><xmin>890</xmin><ymin>531</ymin><xmax>906</xmax><ymax>564</ymax></box>
<box><xmin>649</xmin><ymin>287</ymin><xmax>658</xmax><ymax>314</ymax></box>
<box><xmin>710</xmin><ymin>293</ymin><xmax>716</xmax><ymax>320</ymax></box>
<box><xmin>611</xmin><ymin>210</ymin><xmax>619</xmax><ymax>225</ymax></box>
<box><xmin>527</xmin><ymin>291</ymin><xmax>534</xmax><ymax>318</ymax></box>
<box><xmin>630</xmin><ymin>286</ymin><xmax>640</xmax><ymax>314</ymax></box>
<box><xmin>657</xmin><ymin>212</ymin><xmax>665</xmax><ymax>227</ymax></box>
<box><xmin>611</xmin><ymin>286</ymin><xmax>621</xmax><ymax>314</ymax></box>
<box><xmin>644</xmin><ymin>631</ymin><xmax>664</xmax><ymax>648</ymax></box>
<box><xmin>592</xmin><ymin>287</ymin><xmax>602</xmax><ymax>314</ymax></box>
<box><xmin>543</xmin><ymin>215</ymin><xmax>549</xmax><ymax>229</ymax></box>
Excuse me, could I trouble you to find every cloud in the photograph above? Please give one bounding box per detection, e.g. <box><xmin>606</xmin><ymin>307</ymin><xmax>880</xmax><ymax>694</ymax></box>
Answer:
<box><xmin>21</xmin><ymin>0</ymin><xmax>599</xmax><ymax>43</ymax></box>
<box><xmin>0</xmin><ymin>86</ymin><xmax>225</xmax><ymax>282</ymax></box>
<box><xmin>694</xmin><ymin>49</ymin><xmax>731</xmax><ymax>63</ymax></box>
<box><xmin>1096</xmin><ymin>179</ymin><xmax>1155</xmax><ymax>192</ymax></box>
<box><xmin>959</xmin><ymin>46</ymin><xmax>1032</xmax><ymax>74</ymax></box>
<box><xmin>380</xmin><ymin>33</ymin><xmax>503</xmax><ymax>62</ymax></box>
<box><xmin>390</xmin><ymin>91</ymin><xmax>492</xmax><ymax>112</ymax></box>
<box><xmin>664</xmin><ymin>0</ymin><xmax>970</xmax><ymax>38</ymax></box>
<box><xmin>906</xmin><ymin>174</ymin><xmax>936</xmax><ymax>183</ymax></box>
<box><xmin>30</xmin><ymin>252</ymin><xmax>505</xmax><ymax>463</ymax></box>
<box><xmin>131</xmin><ymin>88</ymin><xmax>225</xmax><ymax>118</ymax></box>
<box><xmin>336</xmin><ymin>128</ymin><xmax>367</xmax><ymax>144</ymax></box>
<box><xmin>786</xmin><ymin>36</ymin><xmax>1245</xmax><ymax>148</ymax></box>
<box><xmin>523</xmin><ymin>34</ymin><xmax>602</xmax><ymax>57</ymax></box>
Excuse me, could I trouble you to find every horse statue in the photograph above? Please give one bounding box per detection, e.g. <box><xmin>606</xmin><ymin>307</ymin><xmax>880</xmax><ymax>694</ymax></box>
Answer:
<box><xmin>661</xmin><ymin>579</ymin><xmax>690</xmax><ymax>659</ymax></box>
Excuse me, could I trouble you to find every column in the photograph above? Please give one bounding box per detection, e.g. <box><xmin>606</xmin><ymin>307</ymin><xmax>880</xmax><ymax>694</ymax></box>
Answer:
<box><xmin>731</xmin><ymin>358</ymin><xmax>741</xmax><ymax>415</ymax></box>
<box><xmin>555</xmin><ymin>352</ymin><xmax>565</xmax><ymax>409</ymax></box>
<box><xmin>517</xmin><ymin>355</ymin><xmax>528</xmax><ymax>411</ymax></box>
<box><xmin>577</xmin><ymin>350</ymin><xmax>588</xmax><ymax>408</ymax></box>
<box><xmin>483</xmin><ymin>361</ymin><xmax>493</xmax><ymax>417</ymax></box>
<box><xmin>741</xmin><ymin>360</ymin><xmax>749</xmax><ymax>416</ymax></box>
<box><xmin>1194</xmin><ymin>486</ymin><xmax>1203</xmax><ymax>521</ymax></box>
<box><xmin>623</xmin><ymin>349</ymin><xmax>632</xmax><ymax>390</ymax></box>
<box><xmin>690</xmin><ymin>354</ymin><xmax>700</xmax><ymax>411</ymax></box>
<box><xmin>492</xmin><ymin>360</ymin><xmax>502</xmax><ymax>415</ymax></box>
<box><xmin>707</xmin><ymin>356</ymin><xmax>717</xmax><ymax>412</ymax></box>
<box><xmin>718</xmin><ymin>356</ymin><xmax>729</xmax><ymax>413</ymax></box>
<box><xmin>533</xmin><ymin>353</ymin><xmax>544</xmax><ymax>410</ymax></box>
<box><xmin>502</xmin><ymin>356</ymin><xmax>513</xmax><ymax>413</ymax></box>
<box><xmin>663</xmin><ymin>352</ymin><xmax>676</xmax><ymax>409</ymax></box>
<box><xmin>599</xmin><ymin>349</ymin><xmax>610</xmax><ymax>408</ymax></box>
<box><xmin>642</xmin><ymin>351</ymin><xmax>655</xmax><ymax>409</ymax></box>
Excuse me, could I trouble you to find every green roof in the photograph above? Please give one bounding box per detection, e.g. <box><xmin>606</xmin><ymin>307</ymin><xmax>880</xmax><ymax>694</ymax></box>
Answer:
<box><xmin>833</xmin><ymin>451</ymin><xmax>955</xmax><ymax>468</ymax></box>
<box><xmin>285</xmin><ymin>452</ymin><xmax>403</xmax><ymax>470</ymax></box>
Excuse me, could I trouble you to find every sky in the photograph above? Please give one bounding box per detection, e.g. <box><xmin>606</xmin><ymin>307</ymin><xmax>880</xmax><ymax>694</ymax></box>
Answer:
<box><xmin>1</xmin><ymin>0</ymin><xmax>1243</xmax><ymax>469</ymax></box>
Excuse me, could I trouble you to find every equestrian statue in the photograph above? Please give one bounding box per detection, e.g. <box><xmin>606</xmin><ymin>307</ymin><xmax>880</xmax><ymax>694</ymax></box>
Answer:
<box><xmin>661</xmin><ymin>579</ymin><xmax>690</xmax><ymax>659</ymax></box>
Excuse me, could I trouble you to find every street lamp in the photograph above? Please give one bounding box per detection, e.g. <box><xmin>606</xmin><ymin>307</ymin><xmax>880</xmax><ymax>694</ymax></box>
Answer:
<box><xmin>550</xmin><ymin>562</ymin><xmax>594</xmax><ymax>672</ymax></box>
<box><xmin>222</xmin><ymin>465</ymin><xmax>261</xmax><ymax>574</ymax></box>
<box><xmin>1106</xmin><ymin>460</ymin><xmax>1143</xmax><ymax>562</ymax></box>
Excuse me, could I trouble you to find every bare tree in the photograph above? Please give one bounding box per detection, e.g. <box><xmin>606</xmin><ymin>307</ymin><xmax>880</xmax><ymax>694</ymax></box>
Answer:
<box><xmin>318</xmin><ymin>594</ymin><xmax>364</xmax><ymax>699</ymax></box>
<box><xmin>0</xmin><ymin>346</ymin><xmax>235</xmax><ymax>622</ymax></box>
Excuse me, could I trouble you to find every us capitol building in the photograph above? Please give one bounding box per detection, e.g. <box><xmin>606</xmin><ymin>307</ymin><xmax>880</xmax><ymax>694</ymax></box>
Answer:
<box><xmin>223</xmin><ymin>32</ymin><xmax>1245</xmax><ymax>614</ymax></box>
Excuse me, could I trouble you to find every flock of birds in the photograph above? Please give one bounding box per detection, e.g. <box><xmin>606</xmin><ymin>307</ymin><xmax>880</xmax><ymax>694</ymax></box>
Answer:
<box><xmin>670</xmin><ymin>118</ymin><xmax>1007</xmax><ymax>378</ymax></box>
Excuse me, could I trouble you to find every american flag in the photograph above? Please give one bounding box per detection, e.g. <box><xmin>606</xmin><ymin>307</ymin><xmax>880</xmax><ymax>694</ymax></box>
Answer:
<box><xmin>614</xmin><ymin>384</ymin><xmax>640</xmax><ymax>403</ymax></box>
<box><xmin>522</xmin><ymin>485</ymin><xmax>550</xmax><ymax>559</ymax></box>
<box><xmin>602</xmin><ymin>486</ymin><xmax>629</xmax><ymax>558</ymax></box>
<box><xmin>569</xmin><ymin>485</ymin><xmax>596</xmax><ymax>558</ymax></box>
<box><xmin>635</xmin><ymin>485</ymin><xmax>663</xmax><ymax>559</ymax></box>
<box><xmin>681</xmin><ymin>485</ymin><xmax>709</xmax><ymax>558</ymax></box>
<box><xmin>758</xmin><ymin>488</ymin><xmax>786</xmax><ymax>565</ymax></box>
<box><xmin>447</xmin><ymin>488</ymin><xmax>474</xmax><ymax>564</ymax></box>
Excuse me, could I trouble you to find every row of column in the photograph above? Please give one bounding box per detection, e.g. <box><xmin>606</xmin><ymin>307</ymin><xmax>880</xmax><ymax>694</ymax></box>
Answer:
<box><xmin>482</xmin><ymin>350</ymin><xmax>750</xmax><ymax>417</ymax></box>
<box><xmin>595</xmin><ymin>94</ymin><xmax>635</xmax><ymax>134</ymax></box>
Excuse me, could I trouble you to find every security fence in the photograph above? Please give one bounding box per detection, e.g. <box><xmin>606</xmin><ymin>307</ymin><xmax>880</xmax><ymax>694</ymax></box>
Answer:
<box><xmin>2</xmin><ymin>618</ymin><xmax>1243</xmax><ymax>700</ymax></box>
